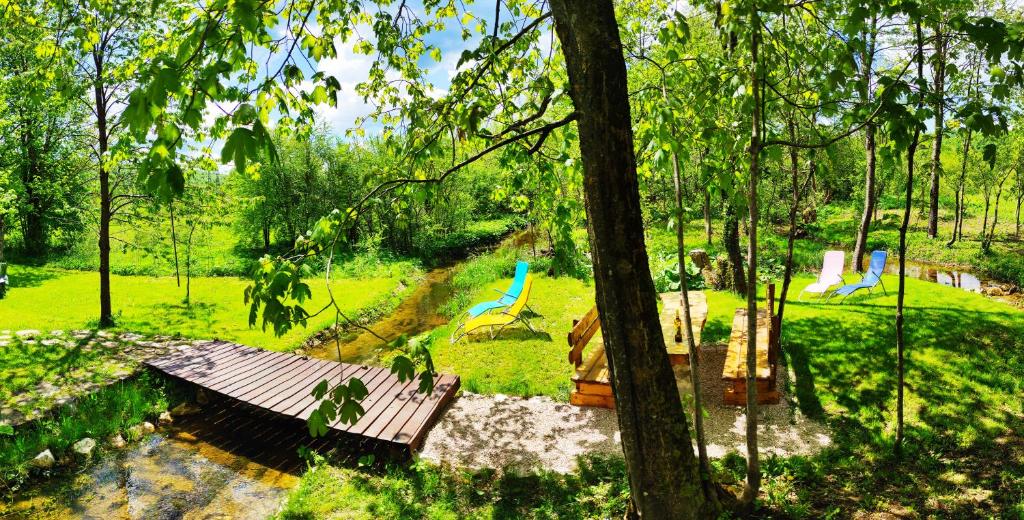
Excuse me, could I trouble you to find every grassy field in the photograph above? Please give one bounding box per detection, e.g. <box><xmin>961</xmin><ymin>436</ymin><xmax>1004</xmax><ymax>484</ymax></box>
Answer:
<box><xmin>0</xmin><ymin>261</ymin><xmax>419</xmax><ymax>351</ymax></box>
<box><xmin>274</xmin><ymin>455</ymin><xmax>630</xmax><ymax>519</ymax></box>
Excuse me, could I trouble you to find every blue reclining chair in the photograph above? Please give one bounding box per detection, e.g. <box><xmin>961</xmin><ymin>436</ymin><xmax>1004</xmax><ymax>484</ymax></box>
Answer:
<box><xmin>828</xmin><ymin>250</ymin><xmax>887</xmax><ymax>303</ymax></box>
<box><xmin>463</xmin><ymin>260</ymin><xmax>531</xmax><ymax>318</ymax></box>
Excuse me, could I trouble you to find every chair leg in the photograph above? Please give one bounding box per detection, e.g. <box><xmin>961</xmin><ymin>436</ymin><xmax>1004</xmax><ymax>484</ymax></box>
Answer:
<box><xmin>880</xmin><ymin>279</ymin><xmax>888</xmax><ymax>295</ymax></box>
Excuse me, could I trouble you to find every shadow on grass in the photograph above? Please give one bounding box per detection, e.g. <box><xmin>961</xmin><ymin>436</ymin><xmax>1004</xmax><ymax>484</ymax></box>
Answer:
<box><xmin>4</xmin><ymin>266</ymin><xmax>61</xmax><ymax>289</ymax></box>
<box><xmin>770</xmin><ymin>297</ymin><xmax>1024</xmax><ymax>516</ymax></box>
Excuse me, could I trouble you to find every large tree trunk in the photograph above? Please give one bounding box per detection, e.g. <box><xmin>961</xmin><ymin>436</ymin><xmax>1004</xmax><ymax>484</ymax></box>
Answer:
<box><xmin>741</xmin><ymin>7</ymin><xmax>762</xmax><ymax>506</ymax></box>
<box><xmin>852</xmin><ymin>16</ymin><xmax>877</xmax><ymax>273</ymax></box>
<box><xmin>549</xmin><ymin>2</ymin><xmax>713</xmax><ymax>517</ymax></box>
<box><xmin>94</xmin><ymin>49</ymin><xmax>114</xmax><ymax>328</ymax></box>
<box><xmin>896</xmin><ymin>21</ymin><xmax>926</xmax><ymax>457</ymax></box>
<box><xmin>927</xmin><ymin>23</ymin><xmax>946</xmax><ymax>239</ymax></box>
<box><xmin>723</xmin><ymin>199</ymin><xmax>747</xmax><ymax>296</ymax></box>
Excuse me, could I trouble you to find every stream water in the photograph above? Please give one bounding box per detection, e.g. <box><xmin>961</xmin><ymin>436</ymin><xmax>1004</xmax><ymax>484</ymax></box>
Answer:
<box><xmin>2</xmin><ymin>401</ymin><xmax>308</xmax><ymax>519</ymax></box>
<box><xmin>881</xmin><ymin>258</ymin><xmax>1022</xmax><ymax>306</ymax></box>
<box><xmin>305</xmin><ymin>266</ymin><xmax>456</xmax><ymax>364</ymax></box>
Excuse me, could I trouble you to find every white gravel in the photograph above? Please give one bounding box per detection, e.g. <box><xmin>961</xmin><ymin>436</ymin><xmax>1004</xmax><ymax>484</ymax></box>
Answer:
<box><xmin>420</xmin><ymin>343</ymin><xmax>831</xmax><ymax>473</ymax></box>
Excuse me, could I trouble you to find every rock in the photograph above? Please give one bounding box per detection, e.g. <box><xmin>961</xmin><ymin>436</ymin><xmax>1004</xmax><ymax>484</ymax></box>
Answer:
<box><xmin>50</xmin><ymin>330</ymin><xmax>64</xmax><ymax>336</ymax></box>
<box><xmin>128</xmin><ymin>421</ymin><xmax>156</xmax><ymax>439</ymax></box>
<box><xmin>31</xmin><ymin>449</ymin><xmax>56</xmax><ymax>469</ymax></box>
<box><xmin>195</xmin><ymin>389</ymin><xmax>210</xmax><ymax>405</ymax></box>
<box><xmin>15</xmin><ymin>329</ymin><xmax>40</xmax><ymax>339</ymax></box>
<box><xmin>158</xmin><ymin>411</ymin><xmax>173</xmax><ymax>426</ymax></box>
<box><xmin>108</xmin><ymin>433</ymin><xmax>126</xmax><ymax>449</ymax></box>
<box><xmin>294</xmin><ymin>349</ymin><xmax>306</xmax><ymax>356</ymax></box>
<box><xmin>72</xmin><ymin>437</ymin><xmax>96</xmax><ymax>461</ymax></box>
<box><xmin>170</xmin><ymin>402</ymin><xmax>201</xmax><ymax>417</ymax></box>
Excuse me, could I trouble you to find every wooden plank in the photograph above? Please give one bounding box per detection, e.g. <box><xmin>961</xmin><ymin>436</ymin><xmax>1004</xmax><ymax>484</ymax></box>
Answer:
<box><xmin>295</xmin><ymin>365</ymin><xmax>380</xmax><ymax>421</ymax></box>
<box><xmin>145</xmin><ymin>341</ymin><xmax>458</xmax><ymax>448</ymax></box>
<box><xmin>262</xmin><ymin>361</ymin><xmax>343</xmax><ymax>413</ymax></box>
<box><xmin>722</xmin><ymin>308</ymin><xmax>771</xmax><ymax>380</ymax></box>
<box><xmin>661</xmin><ymin>291</ymin><xmax>708</xmax><ymax>360</ymax></box>
<box><xmin>398</xmin><ymin>375</ymin><xmax>460</xmax><ymax>448</ymax></box>
<box><xmin>189</xmin><ymin>348</ymin><xmax>283</xmax><ymax>390</ymax></box>
<box><xmin>160</xmin><ymin>344</ymin><xmax>269</xmax><ymax>382</ymax></box>
<box><xmin>217</xmin><ymin>355</ymin><xmax>318</xmax><ymax>399</ymax></box>
<box><xmin>570</xmin><ymin>391</ymin><xmax>615</xmax><ymax>409</ymax></box>
<box><xmin>150</xmin><ymin>342</ymin><xmax>247</xmax><ymax>374</ymax></box>
<box><xmin>201</xmin><ymin>351</ymin><xmax>290</xmax><ymax>393</ymax></box>
<box><xmin>345</xmin><ymin>375</ymin><xmax>417</xmax><ymax>436</ymax></box>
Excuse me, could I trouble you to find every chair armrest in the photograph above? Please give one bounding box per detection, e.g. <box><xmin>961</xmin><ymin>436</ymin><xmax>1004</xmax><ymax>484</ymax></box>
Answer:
<box><xmin>492</xmin><ymin>288</ymin><xmax>514</xmax><ymax>297</ymax></box>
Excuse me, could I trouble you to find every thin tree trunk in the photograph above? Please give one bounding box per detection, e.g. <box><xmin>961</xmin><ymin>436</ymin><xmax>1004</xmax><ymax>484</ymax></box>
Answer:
<box><xmin>740</xmin><ymin>5</ymin><xmax>762</xmax><ymax>507</ymax></box>
<box><xmin>778</xmin><ymin>118</ymin><xmax>810</xmax><ymax>324</ymax></box>
<box><xmin>853</xmin><ymin>15</ymin><xmax>878</xmax><ymax>272</ymax></box>
<box><xmin>896</xmin><ymin>20</ymin><xmax>926</xmax><ymax>458</ymax></box>
<box><xmin>1015</xmin><ymin>195</ymin><xmax>1022</xmax><ymax>237</ymax></box>
<box><xmin>949</xmin><ymin>132</ymin><xmax>971</xmax><ymax>247</ymax></box>
<box><xmin>0</xmin><ymin>214</ymin><xmax>5</xmax><ymax>262</ymax></box>
<box><xmin>928</xmin><ymin>23</ymin><xmax>946</xmax><ymax>239</ymax></box>
<box><xmin>984</xmin><ymin>174</ymin><xmax>1009</xmax><ymax>251</ymax></box>
<box><xmin>982</xmin><ymin>192</ymin><xmax>991</xmax><ymax>240</ymax></box>
<box><xmin>94</xmin><ymin>48</ymin><xmax>114</xmax><ymax>328</ymax></box>
<box><xmin>170</xmin><ymin>202</ymin><xmax>181</xmax><ymax>287</ymax></box>
<box><xmin>704</xmin><ymin>187</ymin><xmax>713</xmax><ymax>245</ymax></box>
<box><xmin>549</xmin><ymin>2</ymin><xmax>713</xmax><ymax>517</ymax></box>
<box><xmin>665</xmin><ymin>83</ymin><xmax>714</xmax><ymax>503</ymax></box>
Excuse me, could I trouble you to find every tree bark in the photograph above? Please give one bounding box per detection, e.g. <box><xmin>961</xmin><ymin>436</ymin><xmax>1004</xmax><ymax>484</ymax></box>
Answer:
<box><xmin>852</xmin><ymin>15</ymin><xmax>878</xmax><ymax>273</ymax></box>
<box><xmin>927</xmin><ymin>23</ymin><xmax>946</xmax><ymax>239</ymax></box>
<box><xmin>549</xmin><ymin>2</ymin><xmax>712</xmax><ymax>517</ymax></box>
<box><xmin>778</xmin><ymin>118</ymin><xmax>808</xmax><ymax>324</ymax></box>
<box><xmin>94</xmin><ymin>47</ymin><xmax>114</xmax><ymax>328</ymax></box>
<box><xmin>704</xmin><ymin>187</ymin><xmax>713</xmax><ymax>245</ymax></box>
<box><xmin>896</xmin><ymin>20</ymin><xmax>926</xmax><ymax>458</ymax></box>
<box><xmin>170</xmin><ymin>202</ymin><xmax>181</xmax><ymax>287</ymax></box>
<box><xmin>740</xmin><ymin>6</ymin><xmax>762</xmax><ymax>506</ymax></box>
<box><xmin>723</xmin><ymin>199</ymin><xmax>747</xmax><ymax>296</ymax></box>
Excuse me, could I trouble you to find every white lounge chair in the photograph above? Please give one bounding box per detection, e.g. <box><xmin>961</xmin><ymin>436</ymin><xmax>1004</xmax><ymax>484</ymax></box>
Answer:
<box><xmin>799</xmin><ymin>250</ymin><xmax>846</xmax><ymax>300</ymax></box>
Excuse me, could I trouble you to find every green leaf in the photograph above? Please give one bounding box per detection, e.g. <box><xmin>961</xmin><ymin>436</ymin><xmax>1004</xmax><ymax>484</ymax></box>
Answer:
<box><xmin>391</xmin><ymin>355</ymin><xmax>416</xmax><ymax>382</ymax></box>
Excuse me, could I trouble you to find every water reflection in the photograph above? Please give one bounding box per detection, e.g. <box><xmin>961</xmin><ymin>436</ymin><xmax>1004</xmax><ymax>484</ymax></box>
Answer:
<box><xmin>308</xmin><ymin>266</ymin><xmax>455</xmax><ymax>364</ymax></box>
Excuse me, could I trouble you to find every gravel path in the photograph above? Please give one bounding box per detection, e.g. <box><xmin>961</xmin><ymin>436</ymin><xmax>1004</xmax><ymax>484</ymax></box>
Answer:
<box><xmin>420</xmin><ymin>343</ymin><xmax>831</xmax><ymax>473</ymax></box>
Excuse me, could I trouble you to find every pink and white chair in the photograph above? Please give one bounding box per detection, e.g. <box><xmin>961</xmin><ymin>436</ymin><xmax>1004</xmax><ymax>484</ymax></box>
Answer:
<box><xmin>799</xmin><ymin>250</ymin><xmax>846</xmax><ymax>300</ymax></box>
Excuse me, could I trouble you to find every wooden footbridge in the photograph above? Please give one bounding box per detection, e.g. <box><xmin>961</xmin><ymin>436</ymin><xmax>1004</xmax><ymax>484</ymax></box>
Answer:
<box><xmin>145</xmin><ymin>341</ymin><xmax>459</xmax><ymax>451</ymax></box>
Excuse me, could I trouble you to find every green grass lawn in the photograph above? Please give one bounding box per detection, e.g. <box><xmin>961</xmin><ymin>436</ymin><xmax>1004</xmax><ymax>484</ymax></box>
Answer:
<box><xmin>429</xmin><ymin>273</ymin><xmax>595</xmax><ymax>399</ymax></box>
<box><xmin>274</xmin><ymin>455</ymin><xmax>629</xmax><ymax>519</ymax></box>
<box><xmin>0</xmin><ymin>263</ymin><xmax>416</xmax><ymax>351</ymax></box>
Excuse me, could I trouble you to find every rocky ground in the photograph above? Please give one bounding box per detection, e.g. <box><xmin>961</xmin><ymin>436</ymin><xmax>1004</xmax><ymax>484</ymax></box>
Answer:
<box><xmin>0</xmin><ymin>330</ymin><xmax>202</xmax><ymax>427</ymax></box>
<box><xmin>421</xmin><ymin>342</ymin><xmax>832</xmax><ymax>473</ymax></box>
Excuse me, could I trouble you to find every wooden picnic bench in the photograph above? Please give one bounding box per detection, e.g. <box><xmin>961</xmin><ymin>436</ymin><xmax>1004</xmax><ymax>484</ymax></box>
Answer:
<box><xmin>721</xmin><ymin>284</ymin><xmax>781</xmax><ymax>406</ymax></box>
<box><xmin>567</xmin><ymin>292</ymin><xmax>709</xmax><ymax>409</ymax></box>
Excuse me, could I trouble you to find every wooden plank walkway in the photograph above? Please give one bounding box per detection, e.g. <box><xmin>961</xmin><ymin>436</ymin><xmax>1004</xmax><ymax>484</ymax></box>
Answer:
<box><xmin>145</xmin><ymin>341</ymin><xmax>459</xmax><ymax>450</ymax></box>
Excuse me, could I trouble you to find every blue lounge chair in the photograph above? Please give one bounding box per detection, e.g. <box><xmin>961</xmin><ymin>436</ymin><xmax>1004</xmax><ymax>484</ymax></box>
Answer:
<box><xmin>464</xmin><ymin>261</ymin><xmax>531</xmax><ymax>318</ymax></box>
<box><xmin>828</xmin><ymin>250</ymin><xmax>888</xmax><ymax>303</ymax></box>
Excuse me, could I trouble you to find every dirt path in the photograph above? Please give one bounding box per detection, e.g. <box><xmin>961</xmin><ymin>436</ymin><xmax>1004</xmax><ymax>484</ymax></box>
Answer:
<box><xmin>420</xmin><ymin>344</ymin><xmax>832</xmax><ymax>473</ymax></box>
